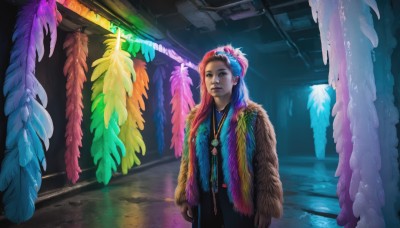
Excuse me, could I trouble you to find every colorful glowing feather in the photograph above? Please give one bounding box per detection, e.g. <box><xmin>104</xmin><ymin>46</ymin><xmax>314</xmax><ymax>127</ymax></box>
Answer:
<box><xmin>140</xmin><ymin>41</ymin><xmax>155</xmax><ymax>62</ymax></box>
<box><xmin>310</xmin><ymin>0</ymin><xmax>385</xmax><ymax>227</ymax></box>
<box><xmin>307</xmin><ymin>84</ymin><xmax>331</xmax><ymax>160</ymax></box>
<box><xmin>0</xmin><ymin>0</ymin><xmax>59</xmax><ymax>223</ymax></box>
<box><xmin>125</xmin><ymin>38</ymin><xmax>155</xmax><ymax>62</ymax></box>
<box><xmin>127</xmin><ymin>38</ymin><xmax>141</xmax><ymax>57</ymax></box>
<box><xmin>90</xmin><ymin>91</ymin><xmax>125</xmax><ymax>185</ymax></box>
<box><xmin>62</xmin><ymin>31</ymin><xmax>88</xmax><ymax>184</ymax></box>
<box><xmin>310</xmin><ymin>1</ymin><xmax>358</xmax><ymax>226</ymax></box>
<box><xmin>90</xmin><ymin>30</ymin><xmax>134</xmax><ymax>184</ymax></box>
<box><xmin>170</xmin><ymin>64</ymin><xmax>195</xmax><ymax>157</ymax></box>
<box><xmin>152</xmin><ymin>66</ymin><xmax>166</xmax><ymax>154</ymax></box>
<box><xmin>328</xmin><ymin>5</ymin><xmax>357</xmax><ymax>227</ymax></box>
<box><xmin>374</xmin><ymin>1</ymin><xmax>400</xmax><ymax>226</ymax></box>
<box><xmin>342</xmin><ymin>2</ymin><xmax>384</xmax><ymax>227</ymax></box>
<box><xmin>120</xmin><ymin>59</ymin><xmax>149</xmax><ymax>174</ymax></box>
<box><xmin>91</xmin><ymin>29</ymin><xmax>136</xmax><ymax>128</ymax></box>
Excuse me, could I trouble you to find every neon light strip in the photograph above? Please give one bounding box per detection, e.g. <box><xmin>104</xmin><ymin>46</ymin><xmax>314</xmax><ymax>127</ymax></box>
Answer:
<box><xmin>56</xmin><ymin>0</ymin><xmax>198</xmax><ymax>71</ymax></box>
<box><xmin>134</xmin><ymin>38</ymin><xmax>197</xmax><ymax>70</ymax></box>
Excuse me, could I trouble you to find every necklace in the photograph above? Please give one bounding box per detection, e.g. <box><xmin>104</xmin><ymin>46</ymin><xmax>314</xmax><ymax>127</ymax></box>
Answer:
<box><xmin>211</xmin><ymin>105</ymin><xmax>229</xmax><ymax>154</ymax></box>
<box><xmin>210</xmin><ymin>103</ymin><xmax>229</xmax><ymax>215</ymax></box>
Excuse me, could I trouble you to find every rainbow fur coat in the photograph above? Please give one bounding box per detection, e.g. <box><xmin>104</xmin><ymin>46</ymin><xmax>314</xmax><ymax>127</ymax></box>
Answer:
<box><xmin>175</xmin><ymin>101</ymin><xmax>283</xmax><ymax>218</ymax></box>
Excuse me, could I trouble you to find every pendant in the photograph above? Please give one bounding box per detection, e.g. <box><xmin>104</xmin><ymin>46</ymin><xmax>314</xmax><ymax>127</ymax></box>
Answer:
<box><xmin>211</xmin><ymin>147</ymin><xmax>218</xmax><ymax>155</ymax></box>
<box><xmin>211</xmin><ymin>138</ymin><xmax>219</xmax><ymax>147</ymax></box>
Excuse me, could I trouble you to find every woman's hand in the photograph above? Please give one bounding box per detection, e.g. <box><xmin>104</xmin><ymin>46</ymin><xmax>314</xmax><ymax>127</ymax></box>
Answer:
<box><xmin>180</xmin><ymin>202</ymin><xmax>193</xmax><ymax>223</ymax></box>
<box><xmin>254</xmin><ymin>212</ymin><xmax>271</xmax><ymax>228</ymax></box>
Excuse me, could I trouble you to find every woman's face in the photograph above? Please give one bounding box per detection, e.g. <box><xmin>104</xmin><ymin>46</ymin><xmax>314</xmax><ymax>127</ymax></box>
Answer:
<box><xmin>205</xmin><ymin>60</ymin><xmax>238</xmax><ymax>101</ymax></box>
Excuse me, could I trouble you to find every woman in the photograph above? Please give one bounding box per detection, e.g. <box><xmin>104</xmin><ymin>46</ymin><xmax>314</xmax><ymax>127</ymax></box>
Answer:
<box><xmin>175</xmin><ymin>45</ymin><xmax>283</xmax><ymax>228</ymax></box>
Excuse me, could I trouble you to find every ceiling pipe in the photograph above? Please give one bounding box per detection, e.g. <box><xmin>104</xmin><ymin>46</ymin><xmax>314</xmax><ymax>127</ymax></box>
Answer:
<box><xmin>269</xmin><ymin>0</ymin><xmax>308</xmax><ymax>10</ymax></box>
<box><xmin>198</xmin><ymin>0</ymin><xmax>253</xmax><ymax>11</ymax></box>
<box><xmin>262</xmin><ymin>1</ymin><xmax>311</xmax><ymax>68</ymax></box>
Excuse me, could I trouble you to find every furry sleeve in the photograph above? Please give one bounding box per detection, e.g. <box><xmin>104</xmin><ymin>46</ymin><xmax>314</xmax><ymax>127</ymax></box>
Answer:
<box><xmin>253</xmin><ymin>104</ymin><xmax>283</xmax><ymax>218</ymax></box>
<box><xmin>174</xmin><ymin>106</ymin><xmax>198</xmax><ymax>206</ymax></box>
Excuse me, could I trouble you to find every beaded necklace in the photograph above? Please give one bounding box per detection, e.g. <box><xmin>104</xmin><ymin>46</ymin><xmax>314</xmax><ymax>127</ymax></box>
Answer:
<box><xmin>210</xmin><ymin>103</ymin><xmax>229</xmax><ymax>215</ymax></box>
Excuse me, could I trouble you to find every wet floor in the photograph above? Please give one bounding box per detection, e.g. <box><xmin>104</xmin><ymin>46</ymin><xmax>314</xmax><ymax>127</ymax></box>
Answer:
<box><xmin>1</xmin><ymin>156</ymin><xmax>341</xmax><ymax>228</ymax></box>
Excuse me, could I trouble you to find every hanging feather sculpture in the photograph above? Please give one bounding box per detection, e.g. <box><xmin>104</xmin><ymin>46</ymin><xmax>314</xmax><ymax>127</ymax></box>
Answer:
<box><xmin>126</xmin><ymin>38</ymin><xmax>155</xmax><ymax>63</ymax></box>
<box><xmin>92</xmin><ymin>29</ymin><xmax>135</xmax><ymax>128</ymax></box>
<box><xmin>310</xmin><ymin>0</ymin><xmax>385</xmax><ymax>227</ymax></box>
<box><xmin>341</xmin><ymin>1</ymin><xmax>384</xmax><ymax>227</ymax></box>
<box><xmin>309</xmin><ymin>1</ymin><xmax>358</xmax><ymax>227</ymax></box>
<box><xmin>152</xmin><ymin>66</ymin><xmax>166</xmax><ymax>154</ymax></box>
<box><xmin>62</xmin><ymin>31</ymin><xmax>88</xmax><ymax>184</ymax></box>
<box><xmin>373</xmin><ymin>1</ymin><xmax>400</xmax><ymax>226</ymax></box>
<box><xmin>126</xmin><ymin>37</ymin><xmax>141</xmax><ymax>57</ymax></box>
<box><xmin>140</xmin><ymin>41</ymin><xmax>156</xmax><ymax>62</ymax></box>
<box><xmin>90</xmin><ymin>30</ymin><xmax>135</xmax><ymax>184</ymax></box>
<box><xmin>307</xmin><ymin>84</ymin><xmax>331</xmax><ymax>160</ymax></box>
<box><xmin>170</xmin><ymin>64</ymin><xmax>195</xmax><ymax>157</ymax></box>
<box><xmin>120</xmin><ymin>59</ymin><xmax>149</xmax><ymax>174</ymax></box>
<box><xmin>0</xmin><ymin>0</ymin><xmax>60</xmax><ymax>223</ymax></box>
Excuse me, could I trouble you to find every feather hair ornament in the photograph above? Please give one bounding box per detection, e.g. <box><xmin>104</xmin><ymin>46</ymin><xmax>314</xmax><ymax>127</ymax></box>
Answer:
<box><xmin>91</xmin><ymin>29</ymin><xmax>136</xmax><ymax>128</ymax></box>
<box><xmin>0</xmin><ymin>0</ymin><xmax>60</xmax><ymax>223</ymax></box>
<box><xmin>62</xmin><ymin>31</ymin><xmax>88</xmax><ymax>184</ymax></box>
<box><xmin>90</xmin><ymin>29</ymin><xmax>134</xmax><ymax>184</ymax></box>
<box><xmin>170</xmin><ymin>64</ymin><xmax>195</xmax><ymax>157</ymax></box>
<box><xmin>152</xmin><ymin>66</ymin><xmax>166</xmax><ymax>154</ymax></box>
<box><xmin>120</xmin><ymin>59</ymin><xmax>149</xmax><ymax>174</ymax></box>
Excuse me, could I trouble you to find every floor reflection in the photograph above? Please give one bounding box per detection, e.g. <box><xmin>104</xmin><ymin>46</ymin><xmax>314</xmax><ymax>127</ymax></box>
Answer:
<box><xmin>3</xmin><ymin>156</ymin><xmax>341</xmax><ymax>228</ymax></box>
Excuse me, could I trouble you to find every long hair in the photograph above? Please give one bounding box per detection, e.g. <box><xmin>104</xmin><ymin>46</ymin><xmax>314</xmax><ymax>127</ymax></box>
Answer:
<box><xmin>189</xmin><ymin>45</ymin><xmax>250</xmax><ymax>146</ymax></box>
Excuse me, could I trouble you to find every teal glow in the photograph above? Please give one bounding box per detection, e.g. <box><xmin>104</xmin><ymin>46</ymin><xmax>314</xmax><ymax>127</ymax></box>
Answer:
<box><xmin>307</xmin><ymin>84</ymin><xmax>331</xmax><ymax>160</ymax></box>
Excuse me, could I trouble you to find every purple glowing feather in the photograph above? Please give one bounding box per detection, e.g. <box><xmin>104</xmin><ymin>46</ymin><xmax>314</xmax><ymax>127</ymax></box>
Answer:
<box><xmin>0</xmin><ymin>0</ymin><xmax>59</xmax><ymax>223</ymax></box>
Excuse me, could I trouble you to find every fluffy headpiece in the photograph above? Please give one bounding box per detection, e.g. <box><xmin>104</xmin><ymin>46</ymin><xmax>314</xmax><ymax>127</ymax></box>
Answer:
<box><xmin>198</xmin><ymin>44</ymin><xmax>249</xmax><ymax>78</ymax></box>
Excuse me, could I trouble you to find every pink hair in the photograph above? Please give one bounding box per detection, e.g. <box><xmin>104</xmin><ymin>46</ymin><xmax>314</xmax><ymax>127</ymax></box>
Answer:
<box><xmin>189</xmin><ymin>45</ymin><xmax>250</xmax><ymax>153</ymax></box>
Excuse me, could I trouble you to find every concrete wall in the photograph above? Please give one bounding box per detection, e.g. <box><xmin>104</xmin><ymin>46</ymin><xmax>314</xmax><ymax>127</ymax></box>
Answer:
<box><xmin>0</xmin><ymin>2</ymin><xmax>199</xmax><ymax>195</ymax></box>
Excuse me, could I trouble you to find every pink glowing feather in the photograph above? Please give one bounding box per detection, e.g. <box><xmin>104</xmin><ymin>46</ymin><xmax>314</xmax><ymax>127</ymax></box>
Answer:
<box><xmin>62</xmin><ymin>31</ymin><xmax>88</xmax><ymax>184</ymax></box>
<box><xmin>170</xmin><ymin>64</ymin><xmax>195</xmax><ymax>157</ymax></box>
<box><xmin>329</xmin><ymin>11</ymin><xmax>357</xmax><ymax>227</ymax></box>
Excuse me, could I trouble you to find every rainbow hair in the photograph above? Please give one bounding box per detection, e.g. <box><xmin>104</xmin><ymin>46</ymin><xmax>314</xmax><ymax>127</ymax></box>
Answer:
<box><xmin>186</xmin><ymin>45</ymin><xmax>250</xmax><ymax>204</ymax></box>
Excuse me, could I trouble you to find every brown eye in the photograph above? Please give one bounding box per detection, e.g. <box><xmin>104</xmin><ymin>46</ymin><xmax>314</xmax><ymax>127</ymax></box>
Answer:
<box><xmin>219</xmin><ymin>72</ymin><xmax>227</xmax><ymax>77</ymax></box>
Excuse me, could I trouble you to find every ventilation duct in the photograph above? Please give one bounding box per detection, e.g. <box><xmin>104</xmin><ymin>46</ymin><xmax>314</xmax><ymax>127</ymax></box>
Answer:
<box><xmin>201</xmin><ymin>0</ymin><xmax>264</xmax><ymax>20</ymax></box>
<box><xmin>176</xmin><ymin>1</ymin><xmax>216</xmax><ymax>32</ymax></box>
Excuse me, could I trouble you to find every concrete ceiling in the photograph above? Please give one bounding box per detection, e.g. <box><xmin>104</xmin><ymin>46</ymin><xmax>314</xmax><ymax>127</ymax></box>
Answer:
<box><xmin>117</xmin><ymin>0</ymin><xmax>329</xmax><ymax>85</ymax></box>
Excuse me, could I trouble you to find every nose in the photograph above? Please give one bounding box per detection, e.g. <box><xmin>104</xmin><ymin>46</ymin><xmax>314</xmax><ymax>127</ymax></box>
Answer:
<box><xmin>212</xmin><ymin>76</ymin><xmax>219</xmax><ymax>84</ymax></box>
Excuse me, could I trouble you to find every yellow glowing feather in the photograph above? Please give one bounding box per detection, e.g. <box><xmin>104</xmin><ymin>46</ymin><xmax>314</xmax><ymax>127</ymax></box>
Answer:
<box><xmin>120</xmin><ymin>59</ymin><xmax>149</xmax><ymax>174</ymax></box>
<box><xmin>91</xmin><ymin>29</ymin><xmax>136</xmax><ymax>128</ymax></box>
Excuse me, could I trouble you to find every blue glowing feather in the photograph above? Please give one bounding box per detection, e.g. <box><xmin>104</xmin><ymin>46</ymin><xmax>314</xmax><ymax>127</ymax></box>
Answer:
<box><xmin>152</xmin><ymin>66</ymin><xmax>166</xmax><ymax>154</ymax></box>
<box><xmin>307</xmin><ymin>84</ymin><xmax>331</xmax><ymax>160</ymax></box>
<box><xmin>0</xmin><ymin>0</ymin><xmax>58</xmax><ymax>223</ymax></box>
<box><xmin>141</xmin><ymin>41</ymin><xmax>155</xmax><ymax>62</ymax></box>
<box><xmin>124</xmin><ymin>38</ymin><xmax>154</xmax><ymax>62</ymax></box>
